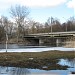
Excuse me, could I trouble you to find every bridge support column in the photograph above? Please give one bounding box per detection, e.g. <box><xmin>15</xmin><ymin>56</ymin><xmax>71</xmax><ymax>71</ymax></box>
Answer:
<box><xmin>39</xmin><ymin>39</ymin><xmax>44</xmax><ymax>46</ymax></box>
<box><xmin>56</xmin><ymin>39</ymin><xmax>61</xmax><ymax>47</ymax></box>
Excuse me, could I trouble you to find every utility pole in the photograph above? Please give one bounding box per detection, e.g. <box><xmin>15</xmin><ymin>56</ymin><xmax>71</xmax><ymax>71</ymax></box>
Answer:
<box><xmin>51</xmin><ymin>17</ymin><xmax>53</xmax><ymax>33</ymax></box>
<box><xmin>63</xmin><ymin>17</ymin><xmax>67</xmax><ymax>32</ymax></box>
<box><xmin>47</xmin><ymin>17</ymin><xmax>53</xmax><ymax>33</ymax></box>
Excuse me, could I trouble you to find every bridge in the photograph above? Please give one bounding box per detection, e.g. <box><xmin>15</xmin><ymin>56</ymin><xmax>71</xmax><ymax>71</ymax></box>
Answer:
<box><xmin>24</xmin><ymin>31</ymin><xmax>75</xmax><ymax>46</ymax></box>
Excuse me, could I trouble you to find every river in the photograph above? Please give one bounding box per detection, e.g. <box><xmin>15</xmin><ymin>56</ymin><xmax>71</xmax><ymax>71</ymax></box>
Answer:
<box><xmin>0</xmin><ymin>44</ymin><xmax>75</xmax><ymax>52</ymax></box>
<box><xmin>0</xmin><ymin>59</ymin><xmax>75</xmax><ymax>75</ymax></box>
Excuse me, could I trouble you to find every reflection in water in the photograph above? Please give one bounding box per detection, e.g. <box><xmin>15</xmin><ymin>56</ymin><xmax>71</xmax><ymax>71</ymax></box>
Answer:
<box><xmin>0</xmin><ymin>66</ymin><xmax>8</xmax><ymax>74</ymax></box>
<box><xmin>10</xmin><ymin>67</ymin><xmax>30</xmax><ymax>75</ymax></box>
<box><xmin>0</xmin><ymin>67</ymin><xmax>30</xmax><ymax>75</ymax></box>
<box><xmin>58</xmin><ymin>58</ymin><xmax>75</xmax><ymax>68</ymax></box>
<box><xmin>0</xmin><ymin>59</ymin><xmax>75</xmax><ymax>75</ymax></box>
<box><xmin>0</xmin><ymin>44</ymin><xmax>19</xmax><ymax>49</ymax></box>
<box><xmin>58</xmin><ymin>59</ymin><xmax>75</xmax><ymax>73</ymax></box>
<box><xmin>67</xmin><ymin>59</ymin><xmax>75</xmax><ymax>67</ymax></box>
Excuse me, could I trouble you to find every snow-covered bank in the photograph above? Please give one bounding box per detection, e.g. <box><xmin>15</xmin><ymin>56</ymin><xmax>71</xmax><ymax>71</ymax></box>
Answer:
<box><xmin>0</xmin><ymin>47</ymin><xmax>75</xmax><ymax>52</ymax></box>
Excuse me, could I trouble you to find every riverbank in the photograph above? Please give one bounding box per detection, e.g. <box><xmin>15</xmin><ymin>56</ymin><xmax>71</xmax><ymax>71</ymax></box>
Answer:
<box><xmin>0</xmin><ymin>47</ymin><xmax>75</xmax><ymax>52</ymax></box>
<box><xmin>0</xmin><ymin>51</ymin><xmax>75</xmax><ymax>69</ymax></box>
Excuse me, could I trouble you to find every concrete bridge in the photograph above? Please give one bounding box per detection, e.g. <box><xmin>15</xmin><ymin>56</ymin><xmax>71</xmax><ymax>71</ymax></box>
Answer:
<box><xmin>24</xmin><ymin>31</ymin><xmax>75</xmax><ymax>46</ymax></box>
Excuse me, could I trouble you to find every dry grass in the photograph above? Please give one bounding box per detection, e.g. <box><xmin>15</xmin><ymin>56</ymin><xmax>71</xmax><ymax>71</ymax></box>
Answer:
<box><xmin>0</xmin><ymin>50</ymin><xmax>75</xmax><ymax>68</ymax></box>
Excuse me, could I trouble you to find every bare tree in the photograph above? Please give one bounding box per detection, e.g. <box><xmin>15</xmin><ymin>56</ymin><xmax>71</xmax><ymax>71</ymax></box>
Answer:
<box><xmin>1</xmin><ymin>16</ymin><xmax>9</xmax><ymax>33</ymax></box>
<box><xmin>0</xmin><ymin>25</ymin><xmax>5</xmax><ymax>41</ymax></box>
<box><xmin>10</xmin><ymin>5</ymin><xmax>29</xmax><ymax>43</ymax></box>
<box><xmin>1</xmin><ymin>16</ymin><xmax>9</xmax><ymax>52</ymax></box>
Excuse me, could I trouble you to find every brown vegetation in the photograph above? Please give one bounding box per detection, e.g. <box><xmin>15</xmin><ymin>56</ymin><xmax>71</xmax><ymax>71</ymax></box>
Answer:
<box><xmin>0</xmin><ymin>51</ymin><xmax>74</xmax><ymax>69</ymax></box>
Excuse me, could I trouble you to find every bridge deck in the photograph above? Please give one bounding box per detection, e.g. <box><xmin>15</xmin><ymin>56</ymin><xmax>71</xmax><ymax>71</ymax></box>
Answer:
<box><xmin>25</xmin><ymin>31</ymin><xmax>75</xmax><ymax>38</ymax></box>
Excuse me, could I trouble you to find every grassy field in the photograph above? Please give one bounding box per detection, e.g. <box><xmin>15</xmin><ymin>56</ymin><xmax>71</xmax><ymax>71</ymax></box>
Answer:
<box><xmin>0</xmin><ymin>50</ymin><xmax>75</xmax><ymax>69</ymax></box>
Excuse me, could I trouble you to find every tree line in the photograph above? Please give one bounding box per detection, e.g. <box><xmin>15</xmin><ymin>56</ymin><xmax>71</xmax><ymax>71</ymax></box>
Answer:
<box><xmin>0</xmin><ymin>5</ymin><xmax>75</xmax><ymax>43</ymax></box>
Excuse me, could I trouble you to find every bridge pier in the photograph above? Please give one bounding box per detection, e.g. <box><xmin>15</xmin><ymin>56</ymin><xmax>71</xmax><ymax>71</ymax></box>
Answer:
<box><xmin>56</xmin><ymin>38</ymin><xmax>61</xmax><ymax>47</ymax></box>
<box><xmin>39</xmin><ymin>39</ymin><xmax>44</xmax><ymax>46</ymax></box>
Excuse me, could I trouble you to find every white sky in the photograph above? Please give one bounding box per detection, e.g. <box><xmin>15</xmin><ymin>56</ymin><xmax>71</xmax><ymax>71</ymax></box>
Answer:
<box><xmin>67</xmin><ymin>0</ymin><xmax>75</xmax><ymax>8</ymax></box>
<box><xmin>67</xmin><ymin>0</ymin><xmax>75</xmax><ymax>14</ymax></box>
<box><xmin>0</xmin><ymin>0</ymin><xmax>74</xmax><ymax>23</ymax></box>
<box><xmin>0</xmin><ymin>0</ymin><xmax>74</xmax><ymax>8</ymax></box>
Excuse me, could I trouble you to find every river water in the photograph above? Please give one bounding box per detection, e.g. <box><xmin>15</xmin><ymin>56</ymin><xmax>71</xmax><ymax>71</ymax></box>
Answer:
<box><xmin>0</xmin><ymin>59</ymin><xmax>75</xmax><ymax>75</ymax></box>
<box><xmin>0</xmin><ymin>44</ymin><xmax>75</xmax><ymax>52</ymax></box>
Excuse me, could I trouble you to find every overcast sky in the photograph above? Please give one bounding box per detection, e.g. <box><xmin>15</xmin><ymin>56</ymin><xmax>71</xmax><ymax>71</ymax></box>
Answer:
<box><xmin>0</xmin><ymin>0</ymin><xmax>75</xmax><ymax>23</ymax></box>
